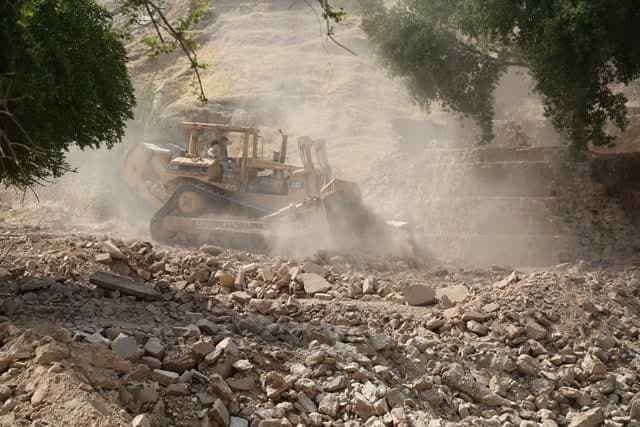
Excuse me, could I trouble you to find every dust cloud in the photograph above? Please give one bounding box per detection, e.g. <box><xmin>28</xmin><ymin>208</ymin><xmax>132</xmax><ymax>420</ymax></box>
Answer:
<box><xmin>1</xmin><ymin>1</ymin><xmax>565</xmax><ymax>267</ymax></box>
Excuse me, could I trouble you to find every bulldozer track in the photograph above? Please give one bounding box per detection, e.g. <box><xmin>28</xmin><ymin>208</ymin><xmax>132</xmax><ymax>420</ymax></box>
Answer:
<box><xmin>149</xmin><ymin>179</ymin><xmax>271</xmax><ymax>244</ymax></box>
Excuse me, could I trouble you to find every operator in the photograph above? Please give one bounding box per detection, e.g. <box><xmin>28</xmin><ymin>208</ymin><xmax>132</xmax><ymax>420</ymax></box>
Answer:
<box><xmin>207</xmin><ymin>136</ymin><xmax>235</xmax><ymax>177</ymax></box>
<box><xmin>207</xmin><ymin>135</ymin><xmax>231</xmax><ymax>161</ymax></box>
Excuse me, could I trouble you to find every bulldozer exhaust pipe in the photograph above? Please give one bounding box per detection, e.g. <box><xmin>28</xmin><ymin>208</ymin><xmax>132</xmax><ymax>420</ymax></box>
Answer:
<box><xmin>279</xmin><ymin>129</ymin><xmax>288</xmax><ymax>163</ymax></box>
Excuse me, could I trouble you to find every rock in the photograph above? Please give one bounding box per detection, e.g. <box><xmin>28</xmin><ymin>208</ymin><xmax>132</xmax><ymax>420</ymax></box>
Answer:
<box><xmin>231</xmin><ymin>291</ymin><xmax>252</xmax><ymax>304</ymax></box>
<box><xmin>217</xmin><ymin>337</ymin><xmax>238</xmax><ymax>355</ymax></box>
<box><xmin>301</xmin><ymin>273</ymin><xmax>331</xmax><ymax>294</ymax></box>
<box><xmin>124</xmin><ymin>364</ymin><xmax>152</xmax><ymax>382</ymax></box>
<box><xmin>294</xmin><ymin>378</ymin><xmax>317</xmax><ymax>396</ymax></box>
<box><xmin>263</xmin><ymin>371</ymin><xmax>288</xmax><ymax>400</ymax></box>
<box><xmin>524</xmin><ymin>319</ymin><xmax>547</xmax><ymax>340</ymax></box>
<box><xmin>435</xmin><ymin>285</ymin><xmax>469</xmax><ymax>303</ymax></box>
<box><xmin>402</xmin><ymin>285</ymin><xmax>436</xmax><ymax>306</ymax></box>
<box><xmin>352</xmin><ymin>393</ymin><xmax>375</xmax><ymax>420</ymax></box>
<box><xmin>373</xmin><ymin>398</ymin><xmax>389</xmax><ymax>416</ymax></box>
<box><xmin>257</xmin><ymin>267</ymin><xmax>273</xmax><ymax>282</ymax></box>
<box><xmin>209</xmin><ymin>374</ymin><xmax>234</xmax><ymax>403</ymax></box>
<box><xmin>130</xmin><ymin>382</ymin><xmax>159</xmax><ymax>406</ymax></box>
<box><xmin>477</xmin><ymin>353</ymin><xmax>516</xmax><ymax>372</ymax></box>
<box><xmin>363</xmin><ymin>276</ymin><xmax>376</xmax><ymax>294</ymax></box>
<box><xmin>90</xmin><ymin>272</ymin><xmax>160</xmax><ymax>300</ymax></box>
<box><xmin>248</xmin><ymin>299</ymin><xmax>273</xmax><ymax>314</ymax></box>
<box><xmin>631</xmin><ymin>398</ymin><xmax>640</xmax><ymax>420</ymax></box>
<box><xmin>230</xmin><ymin>417</ymin><xmax>249</xmax><ymax>427</ymax></box>
<box><xmin>131</xmin><ymin>414</ymin><xmax>154</xmax><ymax>427</ymax></box>
<box><xmin>443</xmin><ymin>305</ymin><xmax>463</xmax><ymax>319</ymax></box>
<box><xmin>296</xmin><ymin>391</ymin><xmax>318</xmax><ymax>413</ymax></box>
<box><xmin>390</xmin><ymin>408</ymin><xmax>406</xmax><ymax>425</ymax></box>
<box><xmin>582</xmin><ymin>354</ymin><xmax>607</xmax><ymax>378</ymax></box>
<box><xmin>197</xmin><ymin>319</ymin><xmax>220</xmax><ymax>336</ymax></box>
<box><xmin>462</xmin><ymin>311</ymin><xmax>489</xmax><ymax>322</ymax></box>
<box><xmin>495</xmin><ymin>271</ymin><xmax>519</xmax><ymax>288</ymax></box>
<box><xmin>568</xmin><ymin>407</ymin><xmax>605</xmax><ymax>427</ymax></box>
<box><xmin>83</xmin><ymin>332</ymin><xmax>111</xmax><ymax>346</ymax></box>
<box><xmin>162</xmin><ymin>348</ymin><xmax>196</xmax><ymax>373</ymax></box>
<box><xmin>482</xmin><ymin>302</ymin><xmax>500</xmax><ymax>313</ymax></box>
<box><xmin>143</xmin><ymin>337</ymin><xmax>164</xmax><ymax>359</ymax></box>
<box><xmin>201</xmin><ymin>245</ymin><xmax>224</xmax><ymax>256</ymax></box>
<box><xmin>363</xmin><ymin>382</ymin><xmax>379</xmax><ymax>402</ymax></box>
<box><xmin>197</xmin><ymin>391</ymin><xmax>216</xmax><ymax>405</ymax></box>
<box><xmin>141</xmin><ymin>357</ymin><xmax>162</xmax><ymax>370</ymax></box>
<box><xmin>166</xmin><ymin>383</ymin><xmax>189</xmax><ymax>395</ymax></box>
<box><xmin>324</xmin><ymin>376</ymin><xmax>348</xmax><ymax>392</ymax></box>
<box><xmin>228</xmin><ymin>376</ymin><xmax>255</xmax><ymax>391</ymax></box>
<box><xmin>370</xmin><ymin>334</ymin><xmax>392</xmax><ymax>352</ymax></box>
<box><xmin>442</xmin><ymin>363</ymin><xmax>513</xmax><ymax>407</ymax></box>
<box><xmin>111</xmin><ymin>334</ymin><xmax>138</xmax><ymax>360</ymax></box>
<box><xmin>51</xmin><ymin>328</ymin><xmax>72</xmax><ymax>344</ymax></box>
<box><xmin>232</xmin><ymin>359</ymin><xmax>253</xmax><ymax>372</ymax></box>
<box><xmin>215</xmin><ymin>271</ymin><xmax>235</xmax><ymax>289</ymax></box>
<box><xmin>203</xmin><ymin>347</ymin><xmax>223</xmax><ymax>366</ymax></box>
<box><xmin>0</xmin><ymin>385</ymin><xmax>12</xmax><ymax>401</ymax></box>
<box><xmin>34</xmin><ymin>342</ymin><xmax>69</xmax><ymax>364</ymax></box>
<box><xmin>319</xmin><ymin>394</ymin><xmax>340</xmax><ymax>417</ymax></box>
<box><xmin>173</xmin><ymin>324</ymin><xmax>200</xmax><ymax>338</ymax></box>
<box><xmin>192</xmin><ymin>340</ymin><xmax>216</xmax><ymax>358</ymax></box>
<box><xmin>102</xmin><ymin>240</ymin><xmax>126</xmax><ymax>259</ymax></box>
<box><xmin>516</xmin><ymin>354</ymin><xmax>540</xmax><ymax>376</ymax></box>
<box><xmin>152</xmin><ymin>369</ymin><xmax>179</xmax><ymax>386</ymax></box>
<box><xmin>95</xmin><ymin>253</ymin><xmax>112</xmax><ymax>264</ymax></box>
<box><xmin>209</xmin><ymin>399</ymin><xmax>230</xmax><ymax>427</ymax></box>
<box><xmin>466</xmin><ymin>320</ymin><xmax>489</xmax><ymax>335</ymax></box>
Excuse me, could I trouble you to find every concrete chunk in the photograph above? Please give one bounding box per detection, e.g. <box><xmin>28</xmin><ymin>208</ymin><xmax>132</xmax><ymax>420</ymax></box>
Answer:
<box><xmin>435</xmin><ymin>285</ymin><xmax>469</xmax><ymax>304</ymax></box>
<box><xmin>301</xmin><ymin>273</ymin><xmax>331</xmax><ymax>294</ymax></box>
<box><xmin>152</xmin><ymin>369</ymin><xmax>179</xmax><ymax>386</ymax></box>
<box><xmin>568</xmin><ymin>407</ymin><xmax>605</xmax><ymax>427</ymax></box>
<box><xmin>90</xmin><ymin>271</ymin><xmax>160</xmax><ymax>300</ymax></box>
<box><xmin>111</xmin><ymin>333</ymin><xmax>138</xmax><ymax>360</ymax></box>
<box><xmin>209</xmin><ymin>399</ymin><xmax>230</xmax><ymax>426</ymax></box>
<box><xmin>402</xmin><ymin>285</ymin><xmax>436</xmax><ymax>306</ymax></box>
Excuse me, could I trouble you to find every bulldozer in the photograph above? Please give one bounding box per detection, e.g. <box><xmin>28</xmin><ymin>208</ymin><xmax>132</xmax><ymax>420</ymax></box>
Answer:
<box><xmin>123</xmin><ymin>121</ymin><xmax>416</xmax><ymax>258</ymax></box>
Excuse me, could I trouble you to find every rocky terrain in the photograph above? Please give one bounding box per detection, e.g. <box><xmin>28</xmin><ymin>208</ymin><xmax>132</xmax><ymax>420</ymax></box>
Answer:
<box><xmin>1</xmin><ymin>223</ymin><xmax>640</xmax><ymax>426</ymax></box>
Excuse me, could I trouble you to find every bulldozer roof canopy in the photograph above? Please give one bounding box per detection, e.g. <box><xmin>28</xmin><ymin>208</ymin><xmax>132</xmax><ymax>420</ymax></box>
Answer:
<box><xmin>181</xmin><ymin>122</ymin><xmax>259</xmax><ymax>134</ymax></box>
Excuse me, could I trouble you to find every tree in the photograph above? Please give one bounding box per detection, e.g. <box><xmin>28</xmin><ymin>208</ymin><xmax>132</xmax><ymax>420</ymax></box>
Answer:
<box><xmin>357</xmin><ymin>0</ymin><xmax>640</xmax><ymax>153</ymax></box>
<box><xmin>0</xmin><ymin>0</ymin><xmax>135</xmax><ymax>189</ymax></box>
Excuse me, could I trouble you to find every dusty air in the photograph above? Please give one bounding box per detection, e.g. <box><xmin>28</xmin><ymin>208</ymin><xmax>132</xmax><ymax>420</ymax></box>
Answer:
<box><xmin>1</xmin><ymin>1</ymin><xmax>639</xmax><ymax>427</ymax></box>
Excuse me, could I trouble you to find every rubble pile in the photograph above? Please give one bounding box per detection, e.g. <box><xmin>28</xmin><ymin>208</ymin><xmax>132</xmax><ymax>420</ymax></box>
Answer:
<box><xmin>1</xmin><ymin>225</ymin><xmax>640</xmax><ymax>426</ymax></box>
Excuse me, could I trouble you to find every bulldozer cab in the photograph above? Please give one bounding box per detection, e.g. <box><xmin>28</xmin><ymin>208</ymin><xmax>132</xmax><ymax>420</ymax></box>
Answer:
<box><xmin>176</xmin><ymin>122</ymin><xmax>333</xmax><ymax>201</ymax></box>
<box><xmin>176</xmin><ymin>122</ymin><xmax>263</xmax><ymax>187</ymax></box>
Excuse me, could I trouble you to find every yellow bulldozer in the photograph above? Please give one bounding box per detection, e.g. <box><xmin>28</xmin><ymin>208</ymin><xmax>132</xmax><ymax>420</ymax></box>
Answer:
<box><xmin>123</xmin><ymin>122</ymin><xmax>416</xmax><ymax>258</ymax></box>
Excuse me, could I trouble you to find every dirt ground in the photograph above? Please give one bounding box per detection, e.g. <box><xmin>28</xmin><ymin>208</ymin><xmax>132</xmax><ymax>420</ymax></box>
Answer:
<box><xmin>0</xmin><ymin>219</ymin><xmax>639</xmax><ymax>426</ymax></box>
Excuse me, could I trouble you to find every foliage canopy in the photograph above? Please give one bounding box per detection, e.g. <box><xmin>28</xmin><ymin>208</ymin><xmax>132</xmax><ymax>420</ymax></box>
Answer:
<box><xmin>0</xmin><ymin>0</ymin><xmax>135</xmax><ymax>188</ymax></box>
<box><xmin>358</xmin><ymin>0</ymin><xmax>640</xmax><ymax>152</ymax></box>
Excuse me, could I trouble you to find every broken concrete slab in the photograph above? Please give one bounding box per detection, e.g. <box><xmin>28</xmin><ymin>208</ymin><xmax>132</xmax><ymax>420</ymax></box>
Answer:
<box><xmin>89</xmin><ymin>271</ymin><xmax>160</xmax><ymax>301</ymax></box>
<box><xmin>402</xmin><ymin>285</ymin><xmax>436</xmax><ymax>306</ymax></box>
<box><xmin>300</xmin><ymin>273</ymin><xmax>331</xmax><ymax>295</ymax></box>
<box><xmin>102</xmin><ymin>240</ymin><xmax>127</xmax><ymax>259</ymax></box>
<box><xmin>435</xmin><ymin>284</ymin><xmax>470</xmax><ymax>304</ymax></box>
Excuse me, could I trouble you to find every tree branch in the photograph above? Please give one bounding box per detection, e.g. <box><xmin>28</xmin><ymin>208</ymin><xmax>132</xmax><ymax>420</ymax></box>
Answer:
<box><xmin>146</xmin><ymin>0</ymin><xmax>207</xmax><ymax>101</ymax></box>
<box><xmin>144</xmin><ymin>2</ymin><xmax>165</xmax><ymax>44</ymax></box>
